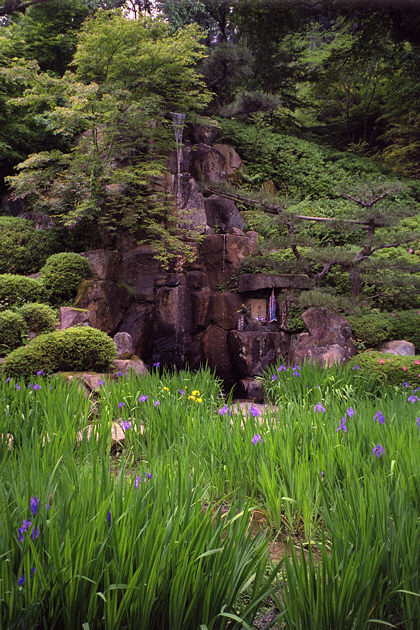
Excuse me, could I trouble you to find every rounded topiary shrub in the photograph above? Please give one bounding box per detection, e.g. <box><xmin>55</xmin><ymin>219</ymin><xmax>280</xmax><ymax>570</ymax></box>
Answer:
<box><xmin>0</xmin><ymin>274</ymin><xmax>44</xmax><ymax>309</ymax></box>
<box><xmin>0</xmin><ymin>310</ymin><xmax>27</xmax><ymax>356</ymax></box>
<box><xmin>347</xmin><ymin>351</ymin><xmax>420</xmax><ymax>387</ymax></box>
<box><xmin>19</xmin><ymin>302</ymin><xmax>57</xmax><ymax>333</ymax></box>
<box><xmin>389</xmin><ymin>310</ymin><xmax>420</xmax><ymax>352</ymax></box>
<box><xmin>0</xmin><ymin>216</ymin><xmax>59</xmax><ymax>275</ymax></box>
<box><xmin>0</xmin><ymin>326</ymin><xmax>116</xmax><ymax>379</ymax></box>
<box><xmin>40</xmin><ymin>253</ymin><xmax>93</xmax><ymax>305</ymax></box>
<box><xmin>348</xmin><ymin>313</ymin><xmax>394</xmax><ymax>348</ymax></box>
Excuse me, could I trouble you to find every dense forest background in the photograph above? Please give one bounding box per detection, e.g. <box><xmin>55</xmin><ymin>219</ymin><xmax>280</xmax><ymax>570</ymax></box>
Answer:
<box><xmin>0</xmin><ymin>0</ymin><xmax>419</xmax><ymax>319</ymax></box>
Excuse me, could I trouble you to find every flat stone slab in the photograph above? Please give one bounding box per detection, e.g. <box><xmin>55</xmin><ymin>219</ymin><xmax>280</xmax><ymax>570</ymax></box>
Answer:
<box><xmin>238</xmin><ymin>273</ymin><xmax>312</xmax><ymax>292</ymax></box>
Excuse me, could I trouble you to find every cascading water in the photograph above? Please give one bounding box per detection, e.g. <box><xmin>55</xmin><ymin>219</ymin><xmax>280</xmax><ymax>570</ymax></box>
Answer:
<box><xmin>171</xmin><ymin>112</ymin><xmax>186</xmax><ymax>210</ymax></box>
<box><xmin>171</xmin><ymin>113</ymin><xmax>187</xmax><ymax>366</ymax></box>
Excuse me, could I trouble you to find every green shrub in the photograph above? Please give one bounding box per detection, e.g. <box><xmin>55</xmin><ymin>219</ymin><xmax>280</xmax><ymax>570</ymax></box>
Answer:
<box><xmin>40</xmin><ymin>253</ymin><xmax>93</xmax><ymax>304</ymax></box>
<box><xmin>0</xmin><ymin>310</ymin><xmax>27</xmax><ymax>356</ymax></box>
<box><xmin>390</xmin><ymin>310</ymin><xmax>420</xmax><ymax>352</ymax></box>
<box><xmin>1</xmin><ymin>326</ymin><xmax>116</xmax><ymax>378</ymax></box>
<box><xmin>348</xmin><ymin>313</ymin><xmax>394</xmax><ymax>348</ymax></box>
<box><xmin>0</xmin><ymin>274</ymin><xmax>44</xmax><ymax>309</ymax></box>
<box><xmin>0</xmin><ymin>216</ymin><xmax>58</xmax><ymax>275</ymax></box>
<box><xmin>347</xmin><ymin>351</ymin><xmax>420</xmax><ymax>387</ymax></box>
<box><xmin>19</xmin><ymin>302</ymin><xmax>57</xmax><ymax>333</ymax></box>
<box><xmin>286</xmin><ymin>303</ymin><xmax>306</xmax><ymax>334</ymax></box>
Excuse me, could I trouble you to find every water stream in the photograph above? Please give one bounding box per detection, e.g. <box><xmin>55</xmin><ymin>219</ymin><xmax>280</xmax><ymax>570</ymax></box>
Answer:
<box><xmin>171</xmin><ymin>112</ymin><xmax>186</xmax><ymax>210</ymax></box>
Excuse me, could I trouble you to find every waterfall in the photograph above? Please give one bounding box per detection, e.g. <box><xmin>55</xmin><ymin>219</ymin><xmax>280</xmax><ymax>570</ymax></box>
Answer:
<box><xmin>171</xmin><ymin>112</ymin><xmax>186</xmax><ymax>210</ymax></box>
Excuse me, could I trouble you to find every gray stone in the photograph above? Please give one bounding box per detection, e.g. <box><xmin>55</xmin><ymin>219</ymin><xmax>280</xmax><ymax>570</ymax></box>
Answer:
<box><xmin>200</xmin><ymin>233</ymin><xmax>259</xmax><ymax>291</ymax></box>
<box><xmin>204</xmin><ymin>195</ymin><xmax>245</xmax><ymax>233</ymax></box>
<box><xmin>59</xmin><ymin>307</ymin><xmax>90</xmax><ymax>330</ymax></box>
<box><xmin>113</xmin><ymin>332</ymin><xmax>133</xmax><ymax>359</ymax></box>
<box><xmin>80</xmin><ymin>249</ymin><xmax>121</xmax><ymax>281</ymax></box>
<box><xmin>113</xmin><ymin>359</ymin><xmax>148</xmax><ymax>377</ymax></box>
<box><xmin>213</xmin><ymin>144</ymin><xmax>243</xmax><ymax>180</ymax></box>
<box><xmin>289</xmin><ymin>308</ymin><xmax>356</xmax><ymax>366</ymax></box>
<box><xmin>210</xmin><ymin>292</ymin><xmax>242</xmax><ymax>331</ymax></box>
<box><xmin>379</xmin><ymin>340</ymin><xmax>415</xmax><ymax>355</ymax></box>
<box><xmin>238</xmin><ymin>273</ymin><xmax>312</xmax><ymax>293</ymax></box>
<box><xmin>117</xmin><ymin>304</ymin><xmax>154</xmax><ymax>359</ymax></box>
<box><xmin>75</xmin><ymin>281</ymin><xmax>129</xmax><ymax>332</ymax></box>
<box><xmin>189</xmin><ymin>143</ymin><xmax>228</xmax><ymax>183</ymax></box>
<box><xmin>177</xmin><ymin>176</ymin><xmax>209</xmax><ymax>232</ymax></box>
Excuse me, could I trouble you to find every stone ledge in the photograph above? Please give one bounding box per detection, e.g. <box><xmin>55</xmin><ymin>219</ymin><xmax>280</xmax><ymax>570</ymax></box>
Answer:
<box><xmin>238</xmin><ymin>273</ymin><xmax>312</xmax><ymax>292</ymax></box>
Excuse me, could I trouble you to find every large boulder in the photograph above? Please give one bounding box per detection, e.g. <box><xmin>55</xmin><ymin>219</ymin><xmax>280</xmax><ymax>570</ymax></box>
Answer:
<box><xmin>289</xmin><ymin>307</ymin><xmax>356</xmax><ymax>366</ymax></box>
<box><xmin>75</xmin><ymin>281</ymin><xmax>129</xmax><ymax>333</ymax></box>
<box><xmin>117</xmin><ymin>304</ymin><xmax>154</xmax><ymax>359</ymax></box>
<box><xmin>191</xmin><ymin>289</ymin><xmax>212</xmax><ymax>333</ymax></box>
<box><xmin>379</xmin><ymin>340</ymin><xmax>415</xmax><ymax>355</ymax></box>
<box><xmin>118</xmin><ymin>246</ymin><xmax>160</xmax><ymax>302</ymax></box>
<box><xmin>212</xmin><ymin>144</ymin><xmax>243</xmax><ymax>180</ymax></box>
<box><xmin>113</xmin><ymin>359</ymin><xmax>148</xmax><ymax>377</ymax></box>
<box><xmin>177</xmin><ymin>176</ymin><xmax>209</xmax><ymax>232</ymax></box>
<box><xmin>228</xmin><ymin>330</ymin><xmax>290</xmax><ymax>378</ymax></box>
<box><xmin>204</xmin><ymin>195</ymin><xmax>245</xmax><ymax>233</ymax></box>
<box><xmin>190</xmin><ymin>123</ymin><xmax>219</xmax><ymax>145</ymax></box>
<box><xmin>80</xmin><ymin>249</ymin><xmax>121</xmax><ymax>281</ymax></box>
<box><xmin>189</xmin><ymin>143</ymin><xmax>228</xmax><ymax>183</ymax></box>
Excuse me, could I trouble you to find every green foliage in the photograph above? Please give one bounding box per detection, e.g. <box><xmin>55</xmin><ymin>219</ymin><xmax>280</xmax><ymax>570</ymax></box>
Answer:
<box><xmin>6</xmin><ymin>10</ymin><xmax>211</xmax><ymax>265</ymax></box>
<box><xmin>347</xmin><ymin>351</ymin><xmax>420</xmax><ymax>387</ymax></box>
<box><xmin>19</xmin><ymin>302</ymin><xmax>57</xmax><ymax>333</ymax></box>
<box><xmin>218</xmin><ymin>118</ymin><xmax>388</xmax><ymax>199</ymax></box>
<box><xmin>0</xmin><ymin>274</ymin><xmax>44</xmax><ymax>309</ymax></box>
<box><xmin>285</xmin><ymin>302</ymin><xmax>306</xmax><ymax>334</ymax></box>
<box><xmin>347</xmin><ymin>313</ymin><xmax>394</xmax><ymax>348</ymax></box>
<box><xmin>40</xmin><ymin>252</ymin><xmax>92</xmax><ymax>304</ymax></box>
<box><xmin>0</xmin><ymin>216</ymin><xmax>63</xmax><ymax>275</ymax></box>
<box><xmin>390</xmin><ymin>310</ymin><xmax>420</xmax><ymax>352</ymax></box>
<box><xmin>1</xmin><ymin>326</ymin><xmax>116</xmax><ymax>378</ymax></box>
<box><xmin>0</xmin><ymin>310</ymin><xmax>27</xmax><ymax>356</ymax></box>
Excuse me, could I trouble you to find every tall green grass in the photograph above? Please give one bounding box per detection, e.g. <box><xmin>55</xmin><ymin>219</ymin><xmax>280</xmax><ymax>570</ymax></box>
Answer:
<box><xmin>1</xmin><ymin>363</ymin><xmax>419</xmax><ymax>629</ymax></box>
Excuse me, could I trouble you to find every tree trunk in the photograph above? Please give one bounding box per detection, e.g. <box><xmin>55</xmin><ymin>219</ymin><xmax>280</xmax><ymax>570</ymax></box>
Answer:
<box><xmin>349</xmin><ymin>265</ymin><xmax>362</xmax><ymax>297</ymax></box>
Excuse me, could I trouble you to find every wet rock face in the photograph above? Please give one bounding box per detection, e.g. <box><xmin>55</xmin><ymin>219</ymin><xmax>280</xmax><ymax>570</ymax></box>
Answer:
<box><xmin>228</xmin><ymin>330</ymin><xmax>291</xmax><ymax>378</ymax></box>
<box><xmin>289</xmin><ymin>307</ymin><xmax>356</xmax><ymax>366</ymax></box>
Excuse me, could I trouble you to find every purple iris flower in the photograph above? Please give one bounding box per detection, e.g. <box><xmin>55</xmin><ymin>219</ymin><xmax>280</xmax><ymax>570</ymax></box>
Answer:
<box><xmin>218</xmin><ymin>405</ymin><xmax>231</xmax><ymax>416</ymax></box>
<box><xmin>252</xmin><ymin>434</ymin><xmax>263</xmax><ymax>445</ymax></box>
<box><xmin>402</xmin><ymin>382</ymin><xmax>410</xmax><ymax>388</ymax></box>
<box><xmin>18</xmin><ymin>574</ymin><xmax>25</xmax><ymax>586</ymax></box>
<box><xmin>277</xmin><ymin>365</ymin><xmax>287</xmax><ymax>372</ymax></box>
<box><xmin>114</xmin><ymin>371</ymin><xmax>123</xmax><ymax>378</ymax></box>
<box><xmin>372</xmin><ymin>444</ymin><xmax>385</xmax><ymax>458</ymax></box>
<box><xmin>153</xmin><ymin>362</ymin><xmax>160</xmax><ymax>368</ymax></box>
<box><xmin>313</xmin><ymin>403</ymin><xmax>326</xmax><ymax>413</ymax></box>
<box><xmin>346</xmin><ymin>407</ymin><xmax>354</xmax><ymax>418</ymax></box>
<box><xmin>18</xmin><ymin>519</ymin><xmax>32</xmax><ymax>541</ymax></box>
<box><xmin>271</xmin><ymin>374</ymin><xmax>278</xmax><ymax>381</ymax></box>
<box><xmin>373</xmin><ymin>411</ymin><xmax>385</xmax><ymax>424</ymax></box>
<box><xmin>154</xmin><ymin>400</ymin><xmax>160</xmax><ymax>407</ymax></box>
<box><xmin>121</xmin><ymin>420</ymin><xmax>131</xmax><ymax>430</ymax></box>
<box><xmin>107</xmin><ymin>511</ymin><xmax>111</xmax><ymax>525</ymax></box>
<box><xmin>138</xmin><ymin>395</ymin><xmax>148</xmax><ymax>402</ymax></box>
<box><xmin>30</xmin><ymin>496</ymin><xmax>39</xmax><ymax>516</ymax></box>
<box><xmin>249</xmin><ymin>405</ymin><xmax>261</xmax><ymax>417</ymax></box>
<box><xmin>178</xmin><ymin>390</ymin><xmax>185</xmax><ymax>395</ymax></box>
<box><xmin>98</xmin><ymin>379</ymin><xmax>105</xmax><ymax>387</ymax></box>
<box><xmin>118</xmin><ymin>402</ymin><xmax>126</xmax><ymax>409</ymax></box>
<box><xmin>30</xmin><ymin>526</ymin><xmax>40</xmax><ymax>541</ymax></box>
<box><xmin>408</xmin><ymin>395</ymin><xmax>419</xmax><ymax>404</ymax></box>
<box><xmin>351</xmin><ymin>365</ymin><xmax>360</xmax><ymax>370</ymax></box>
<box><xmin>416</xmin><ymin>417</ymin><xmax>420</xmax><ymax>430</ymax></box>
<box><xmin>321</xmin><ymin>471</ymin><xmax>326</xmax><ymax>478</ymax></box>
<box><xmin>15</xmin><ymin>384</ymin><xmax>20</xmax><ymax>391</ymax></box>
<box><xmin>336</xmin><ymin>417</ymin><xmax>347</xmax><ymax>432</ymax></box>
<box><xmin>36</xmin><ymin>370</ymin><xmax>45</xmax><ymax>377</ymax></box>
